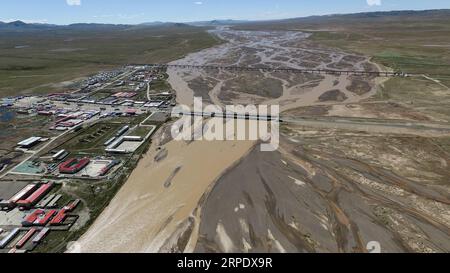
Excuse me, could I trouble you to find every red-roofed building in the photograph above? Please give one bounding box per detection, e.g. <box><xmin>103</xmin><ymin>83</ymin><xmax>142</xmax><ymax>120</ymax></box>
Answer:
<box><xmin>22</xmin><ymin>210</ymin><xmax>45</xmax><ymax>226</ymax></box>
<box><xmin>63</xmin><ymin>199</ymin><xmax>80</xmax><ymax>212</ymax></box>
<box><xmin>0</xmin><ymin>183</ymin><xmax>38</xmax><ymax>209</ymax></box>
<box><xmin>36</xmin><ymin>210</ymin><xmax>57</xmax><ymax>226</ymax></box>
<box><xmin>17</xmin><ymin>182</ymin><xmax>54</xmax><ymax>210</ymax></box>
<box><xmin>113</xmin><ymin>92</ymin><xmax>137</xmax><ymax>98</ymax></box>
<box><xmin>59</xmin><ymin>158</ymin><xmax>90</xmax><ymax>174</ymax></box>
<box><xmin>16</xmin><ymin>228</ymin><xmax>37</xmax><ymax>249</ymax></box>
<box><xmin>50</xmin><ymin>209</ymin><xmax>67</xmax><ymax>226</ymax></box>
<box><xmin>125</xmin><ymin>109</ymin><xmax>137</xmax><ymax>115</ymax></box>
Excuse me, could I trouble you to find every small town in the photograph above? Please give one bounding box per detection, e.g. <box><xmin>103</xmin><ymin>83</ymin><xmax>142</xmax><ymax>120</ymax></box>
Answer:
<box><xmin>0</xmin><ymin>65</ymin><xmax>173</xmax><ymax>252</ymax></box>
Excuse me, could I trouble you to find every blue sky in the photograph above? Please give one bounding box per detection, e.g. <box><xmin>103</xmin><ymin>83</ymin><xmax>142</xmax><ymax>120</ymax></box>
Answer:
<box><xmin>1</xmin><ymin>0</ymin><xmax>450</xmax><ymax>25</ymax></box>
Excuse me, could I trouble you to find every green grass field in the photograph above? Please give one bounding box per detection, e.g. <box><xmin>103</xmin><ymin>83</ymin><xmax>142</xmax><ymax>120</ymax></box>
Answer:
<box><xmin>131</xmin><ymin>126</ymin><xmax>154</xmax><ymax>138</ymax></box>
<box><xmin>305</xmin><ymin>18</ymin><xmax>450</xmax><ymax>120</ymax></box>
<box><xmin>310</xmin><ymin>30</ymin><xmax>450</xmax><ymax>85</ymax></box>
<box><xmin>0</xmin><ymin>25</ymin><xmax>221</xmax><ymax>97</ymax></box>
<box><xmin>61</xmin><ymin>123</ymin><xmax>122</xmax><ymax>155</ymax></box>
<box><xmin>149</xmin><ymin>72</ymin><xmax>171</xmax><ymax>92</ymax></box>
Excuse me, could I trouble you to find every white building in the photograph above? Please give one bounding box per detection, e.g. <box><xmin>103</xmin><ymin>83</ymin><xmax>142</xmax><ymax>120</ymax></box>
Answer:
<box><xmin>17</xmin><ymin>137</ymin><xmax>42</xmax><ymax>148</ymax></box>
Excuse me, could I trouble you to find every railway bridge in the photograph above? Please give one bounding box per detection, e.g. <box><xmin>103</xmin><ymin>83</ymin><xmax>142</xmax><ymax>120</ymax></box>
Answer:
<box><xmin>173</xmin><ymin>111</ymin><xmax>282</xmax><ymax>122</ymax></box>
<box><xmin>133</xmin><ymin>63</ymin><xmax>411</xmax><ymax>78</ymax></box>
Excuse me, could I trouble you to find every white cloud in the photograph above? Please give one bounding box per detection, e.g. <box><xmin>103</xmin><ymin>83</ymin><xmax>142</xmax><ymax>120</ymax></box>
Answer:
<box><xmin>367</xmin><ymin>0</ymin><xmax>382</xmax><ymax>6</ymax></box>
<box><xmin>194</xmin><ymin>1</ymin><xmax>203</xmax><ymax>5</ymax></box>
<box><xmin>66</xmin><ymin>0</ymin><xmax>81</xmax><ymax>6</ymax></box>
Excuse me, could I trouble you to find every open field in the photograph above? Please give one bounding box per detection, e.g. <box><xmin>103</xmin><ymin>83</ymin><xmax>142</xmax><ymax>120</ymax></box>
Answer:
<box><xmin>0</xmin><ymin>25</ymin><xmax>221</xmax><ymax>97</ymax></box>
<box><xmin>59</xmin><ymin>123</ymin><xmax>122</xmax><ymax>155</ymax></box>
<box><xmin>0</xmin><ymin>110</ymin><xmax>59</xmax><ymax>174</ymax></box>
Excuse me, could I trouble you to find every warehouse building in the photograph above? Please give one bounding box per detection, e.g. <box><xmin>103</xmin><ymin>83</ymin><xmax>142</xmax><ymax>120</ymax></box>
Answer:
<box><xmin>105</xmin><ymin>136</ymin><xmax>143</xmax><ymax>154</ymax></box>
<box><xmin>99</xmin><ymin>160</ymin><xmax>121</xmax><ymax>176</ymax></box>
<box><xmin>16</xmin><ymin>182</ymin><xmax>54</xmax><ymax>210</ymax></box>
<box><xmin>116</xmin><ymin>125</ymin><xmax>130</xmax><ymax>137</ymax></box>
<box><xmin>16</xmin><ymin>228</ymin><xmax>36</xmax><ymax>249</ymax></box>
<box><xmin>17</xmin><ymin>137</ymin><xmax>42</xmax><ymax>149</ymax></box>
<box><xmin>52</xmin><ymin>149</ymin><xmax>69</xmax><ymax>162</ymax></box>
<box><xmin>59</xmin><ymin>158</ymin><xmax>90</xmax><ymax>174</ymax></box>
<box><xmin>0</xmin><ymin>228</ymin><xmax>20</xmax><ymax>249</ymax></box>
<box><xmin>22</xmin><ymin>209</ymin><xmax>45</xmax><ymax>226</ymax></box>
<box><xmin>0</xmin><ymin>183</ymin><xmax>38</xmax><ymax>210</ymax></box>
<box><xmin>32</xmin><ymin>228</ymin><xmax>50</xmax><ymax>244</ymax></box>
<box><xmin>104</xmin><ymin>137</ymin><xmax>117</xmax><ymax>146</ymax></box>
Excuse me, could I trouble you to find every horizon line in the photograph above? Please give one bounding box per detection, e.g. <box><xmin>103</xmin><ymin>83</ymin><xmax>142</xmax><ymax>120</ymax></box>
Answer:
<box><xmin>1</xmin><ymin>8</ymin><xmax>449</xmax><ymax>26</ymax></box>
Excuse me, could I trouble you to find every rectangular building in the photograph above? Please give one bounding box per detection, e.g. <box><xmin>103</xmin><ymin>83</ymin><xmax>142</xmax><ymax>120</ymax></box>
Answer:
<box><xmin>0</xmin><ymin>184</ymin><xmax>38</xmax><ymax>209</ymax></box>
<box><xmin>59</xmin><ymin>158</ymin><xmax>90</xmax><ymax>174</ymax></box>
<box><xmin>17</xmin><ymin>182</ymin><xmax>54</xmax><ymax>209</ymax></box>
<box><xmin>17</xmin><ymin>137</ymin><xmax>42</xmax><ymax>148</ymax></box>
<box><xmin>16</xmin><ymin>228</ymin><xmax>37</xmax><ymax>249</ymax></box>
<box><xmin>52</xmin><ymin>149</ymin><xmax>69</xmax><ymax>161</ymax></box>
<box><xmin>0</xmin><ymin>228</ymin><xmax>20</xmax><ymax>249</ymax></box>
<box><xmin>32</xmin><ymin>228</ymin><xmax>50</xmax><ymax>244</ymax></box>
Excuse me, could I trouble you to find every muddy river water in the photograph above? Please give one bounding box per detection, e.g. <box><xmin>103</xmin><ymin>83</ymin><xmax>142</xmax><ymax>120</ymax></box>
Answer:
<box><xmin>168</xmin><ymin>26</ymin><xmax>378</xmax><ymax>111</ymax></box>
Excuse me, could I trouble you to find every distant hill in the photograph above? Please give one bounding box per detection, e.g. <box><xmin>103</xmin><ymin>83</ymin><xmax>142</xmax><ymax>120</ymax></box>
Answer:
<box><xmin>0</xmin><ymin>20</ymin><xmax>58</xmax><ymax>31</ymax></box>
<box><xmin>128</xmin><ymin>22</ymin><xmax>193</xmax><ymax>31</ymax></box>
<box><xmin>188</xmin><ymin>19</ymin><xmax>248</xmax><ymax>27</ymax></box>
<box><xmin>6</xmin><ymin>20</ymin><xmax>28</xmax><ymax>27</ymax></box>
<box><xmin>3</xmin><ymin>9</ymin><xmax>450</xmax><ymax>33</ymax></box>
<box><xmin>139</xmin><ymin>22</ymin><xmax>190</xmax><ymax>27</ymax></box>
<box><xmin>0</xmin><ymin>20</ymin><xmax>198</xmax><ymax>33</ymax></box>
<box><xmin>279</xmin><ymin>9</ymin><xmax>450</xmax><ymax>24</ymax></box>
<box><xmin>139</xmin><ymin>21</ymin><xmax>167</xmax><ymax>26</ymax></box>
<box><xmin>65</xmin><ymin>23</ymin><xmax>131</xmax><ymax>31</ymax></box>
<box><xmin>325</xmin><ymin>9</ymin><xmax>450</xmax><ymax>19</ymax></box>
<box><xmin>234</xmin><ymin>9</ymin><xmax>450</xmax><ymax>31</ymax></box>
<box><xmin>139</xmin><ymin>20</ymin><xmax>244</xmax><ymax>28</ymax></box>
<box><xmin>0</xmin><ymin>20</ymin><xmax>135</xmax><ymax>33</ymax></box>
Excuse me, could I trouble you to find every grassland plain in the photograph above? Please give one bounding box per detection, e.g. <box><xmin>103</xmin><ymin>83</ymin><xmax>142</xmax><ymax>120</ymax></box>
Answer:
<box><xmin>234</xmin><ymin>10</ymin><xmax>450</xmax><ymax>121</ymax></box>
<box><xmin>0</xmin><ymin>24</ymin><xmax>221</xmax><ymax>97</ymax></box>
<box><xmin>235</xmin><ymin>10</ymin><xmax>450</xmax><ymax>79</ymax></box>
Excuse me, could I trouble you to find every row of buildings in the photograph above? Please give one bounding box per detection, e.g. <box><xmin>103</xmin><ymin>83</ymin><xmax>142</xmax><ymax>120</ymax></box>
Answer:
<box><xmin>0</xmin><ymin>182</ymin><xmax>54</xmax><ymax>210</ymax></box>
<box><xmin>0</xmin><ymin>196</ymin><xmax>81</xmax><ymax>251</ymax></box>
